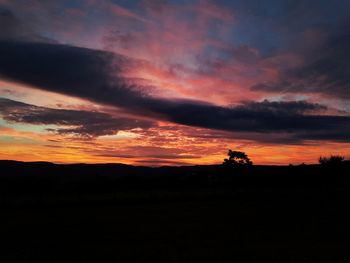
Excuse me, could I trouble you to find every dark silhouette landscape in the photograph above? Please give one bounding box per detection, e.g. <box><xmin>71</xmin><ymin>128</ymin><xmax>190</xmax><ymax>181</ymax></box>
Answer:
<box><xmin>1</xmin><ymin>155</ymin><xmax>350</xmax><ymax>262</ymax></box>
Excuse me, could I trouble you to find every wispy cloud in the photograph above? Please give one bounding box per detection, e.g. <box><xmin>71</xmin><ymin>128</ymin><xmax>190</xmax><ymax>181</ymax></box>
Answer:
<box><xmin>0</xmin><ymin>98</ymin><xmax>154</xmax><ymax>137</ymax></box>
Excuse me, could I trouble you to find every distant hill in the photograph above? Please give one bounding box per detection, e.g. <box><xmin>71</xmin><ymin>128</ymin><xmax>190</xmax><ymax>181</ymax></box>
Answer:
<box><xmin>0</xmin><ymin>160</ymin><xmax>222</xmax><ymax>178</ymax></box>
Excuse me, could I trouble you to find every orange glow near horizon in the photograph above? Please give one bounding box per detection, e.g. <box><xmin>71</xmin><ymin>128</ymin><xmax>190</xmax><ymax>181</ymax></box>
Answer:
<box><xmin>1</xmin><ymin>120</ymin><xmax>350</xmax><ymax>166</ymax></box>
<box><xmin>1</xmin><ymin>81</ymin><xmax>350</xmax><ymax>166</ymax></box>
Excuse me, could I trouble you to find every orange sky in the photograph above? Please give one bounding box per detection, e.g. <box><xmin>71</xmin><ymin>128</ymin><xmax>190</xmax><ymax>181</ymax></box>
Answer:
<box><xmin>1</xmin><ymin>83</ymin><xmax>349</xmax><ymax>166</ymax></box>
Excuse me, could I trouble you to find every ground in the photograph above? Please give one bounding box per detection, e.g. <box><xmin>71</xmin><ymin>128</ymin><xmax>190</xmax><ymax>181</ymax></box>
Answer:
<box><xmin>1</xmin><ymin>161</ymin><xmax>350</xmax><ymax>262</ymax></box>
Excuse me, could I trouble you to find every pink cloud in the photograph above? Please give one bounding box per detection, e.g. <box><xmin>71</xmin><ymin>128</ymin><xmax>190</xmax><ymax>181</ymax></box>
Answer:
<box><xmin>195</xmin><ymin>0</ymin><xmax>234</xmax><ymax>22</ymax></box>
<box><xmin>108</xmin><ymin>2</ymin><xmax>148</xmax><ymax>23</ymax></box>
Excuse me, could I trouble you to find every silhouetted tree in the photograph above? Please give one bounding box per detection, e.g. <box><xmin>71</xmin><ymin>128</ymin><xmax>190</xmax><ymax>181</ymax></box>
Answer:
<box><xmin>319</xmin><ymin>155</ymin><xmax>344</xmax><ymax>166</ymax></box>
<box><xmin>223</xmin><ymin>150</ymin><xmax>253</xmax><ymax>168</ymax></box>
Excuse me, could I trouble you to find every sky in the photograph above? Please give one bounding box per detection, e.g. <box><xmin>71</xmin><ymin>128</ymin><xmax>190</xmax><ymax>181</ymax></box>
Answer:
<box><xmin>0</xmin><ymin>0</ymin><xmax>350</xmax><ymax>166</ymax></box>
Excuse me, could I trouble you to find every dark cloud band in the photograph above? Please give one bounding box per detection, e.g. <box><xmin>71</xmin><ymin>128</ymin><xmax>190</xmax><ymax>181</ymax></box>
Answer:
<box><xmin>1</xmin><ymin>41</ymin><xmax>350</xmax><ymax>142</ymax></box>
<box><xmin>0</xmin><ymin>98</ymin><xmax>153</xmax><ymax>137</ymax></box>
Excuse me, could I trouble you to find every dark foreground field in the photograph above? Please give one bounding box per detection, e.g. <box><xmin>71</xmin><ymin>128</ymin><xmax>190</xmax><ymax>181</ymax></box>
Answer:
<box><xmin>1</xmin><ymin>160</ymin><xmax>350</xmax><ymax>262</ymax></box>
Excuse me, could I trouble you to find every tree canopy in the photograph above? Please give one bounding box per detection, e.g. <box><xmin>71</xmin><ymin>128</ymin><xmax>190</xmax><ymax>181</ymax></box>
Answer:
<box><xmin>223</xmin><ymin>150</ymin><xmax>253</xmax><ymax>168</ymax></box>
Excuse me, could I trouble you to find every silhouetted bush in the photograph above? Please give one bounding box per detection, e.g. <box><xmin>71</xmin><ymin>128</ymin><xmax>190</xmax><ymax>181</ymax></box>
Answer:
<box><xmin>319</xmin><ymin>155</ymin><xmax>345</xmax><ymax>166</ymax></box>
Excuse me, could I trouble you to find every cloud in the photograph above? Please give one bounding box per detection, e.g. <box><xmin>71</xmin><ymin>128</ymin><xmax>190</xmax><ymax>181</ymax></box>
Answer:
<box><xmin>0</xmin><ymin>7</ymin><xmax>22</xmax><ymax>40</ymax></box>
<box><xmin>108</xmin><ymin>1</ymin><xmax>148</xmax><ymax>23</ymax></box>
<box><xmin>252</xmin><ymin>27</ymin><xmax>350</xmax><ymax>99</ymax></box>
<box><xmin>0</xmin><ymin>98</ymin><xmax>154</xmax><ymax>137</ymax></box>
<box><xmin>1</xmin><ymin>41</ymin><xmax>350</xmax><ymax>142</ymax></box>
<box><xmin>95</xmin><ymin>145</ymin><xmax>200</xmax><ymax>160</ymax></box>
<box><xmin>0</xmin><ymin>41</ymin><xmax>140</xmax><ymax>105</ymax></box>
<box><xmin>0</xmin><ymin>7</ymin><xmax>54</xmax><ymax>42</ymax></box>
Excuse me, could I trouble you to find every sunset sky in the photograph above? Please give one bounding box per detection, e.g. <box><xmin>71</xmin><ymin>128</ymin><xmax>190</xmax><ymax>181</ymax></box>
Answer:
<box><xmin>1</xmin><ymin>0</ymin><xmax>350</xmax><ymax>166</ymax></box>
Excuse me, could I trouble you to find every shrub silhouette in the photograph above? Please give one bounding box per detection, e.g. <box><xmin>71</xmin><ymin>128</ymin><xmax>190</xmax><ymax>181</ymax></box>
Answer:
<box><xmin>319</xmin><ymin>155</ymin><xmax>344</xmax><ymax>166</ymax></box>
<box><xmin>223</xmin><ymin>150</ymin><xmax>253</xmax><ymax>168</ymax></box>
